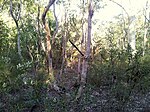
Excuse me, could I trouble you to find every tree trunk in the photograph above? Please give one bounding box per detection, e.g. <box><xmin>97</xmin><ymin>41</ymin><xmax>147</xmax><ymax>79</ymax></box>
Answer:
<box><xmin>41</xmin><ymin>0</ymin><xmax>56</xmax><ymax>80</ymax></box>
<box><xmin>10</xmin><ymin>0</ymin><xmax>22</xmax><ymax>59</ymax></box>
<box><xmin>77</xmin><ymin>0</ymin><xmax>85</xmax><ymax>83</ymax></box>
<box><xmin>59</xmin><ymin>34</ymin><xmax>66</xmax><ymax>80</ymax></box>
<box><xmin>143</xmin><ymin>28</ymin><xmax>148</xmax><ymax>55</ymax></box>
<box><xmin>76</xmin><ymin>0</ymin><xmax>93</xmax><ymax>100</ymax></box>
<box><xmin>52</xmin><ymin>2</ymin><xmax>58</xmax><ymax>44</ymax></box>
<box><xmin>77</xmin><ymin>29</ymin><xmax>84</xmax><ymax>84</ymax></box>
<box><xmin>128</xmin><ymin>16</ymin><xmax>136</xmax><ymax>55</ymax></box>
<box><xmin>41</xmin><ymin>0</ymin><xmax>63</xmax><ymax>93</ymax></box>
<box><xmin>143</xmin><ymin>2</ymin><xmax>149</xmax><ymax>56</ymax></box>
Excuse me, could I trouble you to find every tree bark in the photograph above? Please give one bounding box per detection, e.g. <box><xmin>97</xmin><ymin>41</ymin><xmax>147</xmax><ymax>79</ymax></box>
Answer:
<box><xmin>41</xmin><ymin>0</ymin><xmax>63</xmax><ymax>93</ymax></box>
<box><xmin>10</xmin><ymin>0</ymin><xmax>22</xmax><ymax>59</ymax></box>
<box><xmin>41</xmin><ymin>0</ymin><xmax>55</xmax><ymax>77</ymax></box>
<box><xmin>77</xmin><ymin>0</ymin><xmax>85</xmax><ymax>83</ymax></box>
<box><xmin>143</xmin><ymin>28</ymin><xmax>148</xmax><ymax>55</ymax></box>
<box><xmin>76</xmin><ymin>0</ymin><xmax>93</xmax><ymax>100</ymax></box>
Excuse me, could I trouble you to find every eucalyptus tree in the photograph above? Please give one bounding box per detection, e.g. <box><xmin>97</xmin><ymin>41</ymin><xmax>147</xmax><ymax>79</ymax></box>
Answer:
<box><xmin>76</xmin><ymin>0</ymin><xmax>94</xmax><ymax>100</ymax></box>
<box><xmin>10</xmin><ymin>0</ymin><xmax>23</xmax><ymax>59</ymax></box>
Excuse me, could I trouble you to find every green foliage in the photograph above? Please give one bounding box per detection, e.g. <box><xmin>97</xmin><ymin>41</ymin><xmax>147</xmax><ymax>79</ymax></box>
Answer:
<box><xmin>88</xmin><ymin>47</ymin><xmax>150</xmax><ymax>106</ymax></box>
<box><xmin>0</xmin><ymin>0</ymin><xmax>150</xmax><ymax>111</ymax></box>
<box><xmin>0</xmin><ymin>19</ymin><xmax>9</xmax><ymax>54</ymax></box>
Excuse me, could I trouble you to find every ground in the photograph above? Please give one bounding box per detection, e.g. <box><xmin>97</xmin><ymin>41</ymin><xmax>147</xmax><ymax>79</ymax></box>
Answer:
<box><xmin>0</xmin><ymin>68</ymin><xmax>150</xmax><ymax>112</ymax></box>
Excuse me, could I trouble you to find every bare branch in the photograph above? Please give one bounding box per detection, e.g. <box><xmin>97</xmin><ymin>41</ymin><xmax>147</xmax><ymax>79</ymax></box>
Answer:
<box><xmin>109</xmin><ymin>0</ymin><xmax>130</xmax><ymax>24</ymax></box>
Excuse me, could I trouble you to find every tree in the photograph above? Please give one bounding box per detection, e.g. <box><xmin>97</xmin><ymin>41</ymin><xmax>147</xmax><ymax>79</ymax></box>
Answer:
<box><xmin>41</xmin><ymin>0</ymin><xmax>56</xmax><ymax>77</ymax></box>
<box><xmin>76</xmin><ymin>0</ymin><xmax>94</xmax><ymax>100</ymax></box>
<box><xmin>41</xmin><ymin>0</ymin><xmax>63</xmax><ymax>93</ymax></box>
<box><xmin>10</xmin><ymin>0</ymin><xmax>23</xmax><ymax>59</ymax></box>
<box><xmin>143</xmin><ymin>1</ymin><xmax>150</xmax><ymax>55</ymax></box>
<box><xmin>128</xmin><ymin>15</ymin><xmax>136</xmax><ymax>54</ymax></box>
<box><xmin>109</xmin><ymin>0</ymin><xmax>137</xmax><ymax>54</ymax></box>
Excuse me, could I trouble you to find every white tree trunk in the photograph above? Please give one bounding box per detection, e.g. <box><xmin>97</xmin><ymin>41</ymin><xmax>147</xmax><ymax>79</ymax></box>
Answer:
<box><xmin>143</xmin><ymin>28</ymin><xmax>148</xmax><ymax>55</ymax></box>
<box><xmin>128</xmin><ymin>16</ymin><xmax>136</xmax><ymax>54</ymax></box>
<box><xmin>77</xmin><ymin>0</ymin><xmax>85</xmax><ymax>83</ymax></box>
<box><xmin>10</xmin><ymin>0</ymin><xmax>22</xmax><ymax>59</ymax></box>
<box><xmin>76</xmin><ymin>0</ymin><xmax>93</xmax><ymax>100</ymax></box>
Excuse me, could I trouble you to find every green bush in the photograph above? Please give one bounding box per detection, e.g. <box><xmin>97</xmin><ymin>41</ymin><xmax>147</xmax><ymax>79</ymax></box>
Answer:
<box><xmin>88</xmin><ymin>49</ymin><xmax>150</xmax><ymax>94</ymax></box>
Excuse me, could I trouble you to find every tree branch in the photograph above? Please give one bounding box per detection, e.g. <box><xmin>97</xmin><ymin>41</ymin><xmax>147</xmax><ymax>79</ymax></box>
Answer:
<box><xmin>42</xmin><ymin>0</ymin><xmax>56</xmax><ymax>25</ymax></box>
<box><xmin>10</xmin><ymin>0</ymin><xmax>19</xmax><ymax>27</ymax></box>
<box><xmin>109</xmin><ymin>0</ymin><xmax>130</xmax><ymax>24</ymax></box>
